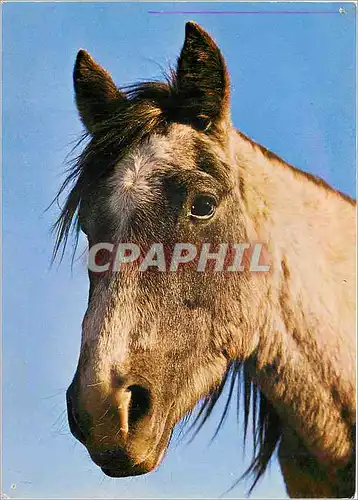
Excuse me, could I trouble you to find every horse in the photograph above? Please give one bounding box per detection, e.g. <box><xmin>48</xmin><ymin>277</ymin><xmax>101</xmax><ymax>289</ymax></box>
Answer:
<box><xmin>54</xmin><ymin>22</ymin><xmax>356</xmax><ymax>498</ymax></box>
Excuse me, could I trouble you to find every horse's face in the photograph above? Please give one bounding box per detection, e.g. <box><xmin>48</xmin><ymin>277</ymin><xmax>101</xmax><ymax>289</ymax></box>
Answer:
<box><xmin>64</xmin><ymin>22</ymin><xmax>253</xmax><ymax>477</ymax></box>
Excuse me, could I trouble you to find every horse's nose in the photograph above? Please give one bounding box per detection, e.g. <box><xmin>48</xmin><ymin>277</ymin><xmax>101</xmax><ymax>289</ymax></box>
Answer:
<box><xmin>66</xmin><ymin>375</ymin><xmax>152</xmax><ymax>446</ymax></box>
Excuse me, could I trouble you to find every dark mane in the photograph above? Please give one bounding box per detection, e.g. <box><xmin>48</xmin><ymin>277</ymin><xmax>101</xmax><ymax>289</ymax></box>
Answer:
<box><xmin>53</xmin><ymin>77</ymin><xmax>282</xmax><ymax>492</ymax></box>
<box><xmin>189</xmin><ymin>361</ymin><xmax>281</xmax><ymax>493</ymax></box>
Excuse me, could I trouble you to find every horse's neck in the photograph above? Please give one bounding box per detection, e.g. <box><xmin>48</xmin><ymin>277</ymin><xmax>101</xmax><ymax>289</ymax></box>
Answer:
<box><xmin>231</xmin><ymin>130</ymin><xmax>356</xmax><ymax>470</ymax></box>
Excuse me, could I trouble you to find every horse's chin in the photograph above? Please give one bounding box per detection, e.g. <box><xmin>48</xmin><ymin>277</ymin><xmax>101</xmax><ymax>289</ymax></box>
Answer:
<box><xmin>93</xmin><ymin>417</ymin><xmax>171</xmax><ymax>479</ymax></box>
<box><xmin>100</xmin><ymin>446</ymin><xmax>166</xmax><ymax>478</ymax></box>
<box><xmin>101</xmin><ymin>466</ymin><xmax>146</xmax><ymax>478</ymax></box>
<box><xmin>101</xmin><ymin>447</ymin><xmax>166</xmax><ymax>478</ymax></box>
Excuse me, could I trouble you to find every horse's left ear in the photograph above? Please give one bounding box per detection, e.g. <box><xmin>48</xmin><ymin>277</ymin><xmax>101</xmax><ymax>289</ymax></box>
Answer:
<box><xmin>176</xmin><ymin>22</ymin><xmax>231</xmax><ymax>130</ymax></box>
<box><xmin>73</xmin><ymin>50</ymin><xmax>126</xmax><ymax>134</ymax></box>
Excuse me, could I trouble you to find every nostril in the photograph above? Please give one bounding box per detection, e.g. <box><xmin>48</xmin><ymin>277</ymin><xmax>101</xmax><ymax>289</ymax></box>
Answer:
<box><xmin>127</xmin><ymin>385</ymin><xmax>151</xmax><ymax>426</ymax></box>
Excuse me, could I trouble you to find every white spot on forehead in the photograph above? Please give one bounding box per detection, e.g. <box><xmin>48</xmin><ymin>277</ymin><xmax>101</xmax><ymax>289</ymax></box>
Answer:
<box><xmin>106</xmin><ymin>139</ymin><xmax>160</xmax><ymax>225</ymax></box>
<box><xmin>121</xmin><ymin>153</ymin><xmax>151</xmax><ymax>191</ymax></box>
<box><xmin>106</xmin><ymin>126</ymin><xmax>195</xmax><ymax>225</ymax></box>
<box><xmin>110</xmin><ymin>135</ymin><xmax>169</xmax><ymax>196</ymax></box>
<box><xmin>112</xmin><ymin>125</ymin><xmax>196</xmax><ymax>188</ymax></box>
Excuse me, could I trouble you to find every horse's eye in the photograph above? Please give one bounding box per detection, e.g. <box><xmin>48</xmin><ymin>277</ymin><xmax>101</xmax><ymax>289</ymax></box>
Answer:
<box><xmin>190</xmin><ymin>195</ymin><xmax>217</xmax><ymax>220</ymax></box>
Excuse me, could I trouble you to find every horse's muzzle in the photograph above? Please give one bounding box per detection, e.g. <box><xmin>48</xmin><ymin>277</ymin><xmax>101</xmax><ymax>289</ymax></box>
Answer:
<box><xmin>66</xmin><ymin>372</ymin><xmax>169</xmax><ymax>476</ymax></box>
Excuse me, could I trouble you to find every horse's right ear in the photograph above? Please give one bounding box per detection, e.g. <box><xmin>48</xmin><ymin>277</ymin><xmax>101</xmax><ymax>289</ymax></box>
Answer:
<box><xmin>175</xmin><ymin>22</ymin><xmax>230</xmax><ymax>131</ymax></box>
<box><xmin>73</xmin><ymin>50</ymin><xmax>125</xmax><ymax>133</ymax></box>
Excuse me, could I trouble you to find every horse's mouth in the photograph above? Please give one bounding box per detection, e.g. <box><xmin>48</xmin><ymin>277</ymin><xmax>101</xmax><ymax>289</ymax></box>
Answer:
<box><xmin>90</xmin><ymin>423</ymin><xmax>170</xmax><ymax>478</ymax></box>
<box><xmin>101</xmin><ymin>465</ymin><xmax>148</xmax><ymax>478</ymax></box>
<box><xmin>98</xmin><ymin>445</ymin><xmax>166</xmax><ymax>478</ymax></box>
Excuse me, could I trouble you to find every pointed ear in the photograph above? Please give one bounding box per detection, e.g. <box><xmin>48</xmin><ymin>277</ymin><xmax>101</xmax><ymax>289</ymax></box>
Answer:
<box><xmin>176</xmin><ymin>22</ymin><xmax>230</xmax><ymax>130</ymax></box>
<box><xmin>73</xmin><ymin>50</ymin><xmax>125</xmax><ymax>133</ymax></box>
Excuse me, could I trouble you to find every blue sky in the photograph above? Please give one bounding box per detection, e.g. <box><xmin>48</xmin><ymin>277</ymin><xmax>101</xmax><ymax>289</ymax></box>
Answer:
<box><xmin>2</xmin><ymin>2</ymin><xmax>356</xmax><ymax>498</ymax></box>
